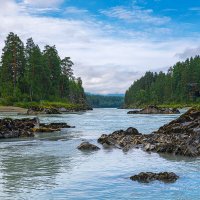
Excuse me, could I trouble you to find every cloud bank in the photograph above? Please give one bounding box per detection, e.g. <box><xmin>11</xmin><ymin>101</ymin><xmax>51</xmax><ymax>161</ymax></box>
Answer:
<box><xmin>0</xmin><ymin>0</ymin><xmax>199</xmax><ymax>94</ymax></box>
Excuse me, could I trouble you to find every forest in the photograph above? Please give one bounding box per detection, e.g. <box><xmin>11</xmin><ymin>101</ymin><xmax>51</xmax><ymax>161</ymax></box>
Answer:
<box><xmin>0</xmin><ymin>32</ymin><xmax>86</xmax><ymax>107</ymax></box>
<box><xmin>86</xmin><ymin>94</ymin><xmax>124</xmax><ymax>108</ymax></box>
<box><xmin>125</xmin><ymin>56</ymin><xmax>200</xmax><ymax>107</ymax></box>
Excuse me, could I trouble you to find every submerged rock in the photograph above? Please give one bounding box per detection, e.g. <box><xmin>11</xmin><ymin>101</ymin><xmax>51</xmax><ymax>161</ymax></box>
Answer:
<box><xmin>128</xmin><ymin>105</ymin><xmax>180</xmax><ymax>114</ymax></box>
<box><xmin>130</xmin><ymin>172</ymin><xmax>179</xmax><ymax>183</ymax></box>
<box><xmin>77</xmin><ymin>142</ymin><xmax>100</xmax><ymax>151</ymax></box>
<box><xmin>98</xmin><ymin>108</ymin><xmax>200</xmax><ymax>157</ymax></box>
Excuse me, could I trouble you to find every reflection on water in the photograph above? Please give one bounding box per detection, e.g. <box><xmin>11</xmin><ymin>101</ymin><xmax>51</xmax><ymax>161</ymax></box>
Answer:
<box><xmin>0</xmin><ymin>108</ymin><xmax>199</xmax><ymax>200</ymax></box>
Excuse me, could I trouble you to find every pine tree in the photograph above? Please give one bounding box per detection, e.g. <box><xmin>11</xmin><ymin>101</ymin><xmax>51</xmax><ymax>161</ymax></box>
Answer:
<box><xmin>0</xmin><ymin>32</ymin><xmax>25</xmax><ymax>99</ymax></box>
<box><xmin>25</xmin><ymin>38</ymin><xmax>44</xmax><ymax>101</ymax></box>
<box><xmin>61</xmin><ymin>57</ymin><xmax>74</xmax><ymax>79</ymax></box>
<box><xmin>43</xmin><ymin>45</ymin><xmax>61</xmax><ymax>99</ymax></box>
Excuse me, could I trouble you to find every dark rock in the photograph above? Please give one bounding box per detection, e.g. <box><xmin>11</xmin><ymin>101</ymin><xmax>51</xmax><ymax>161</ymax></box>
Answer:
<box><xmin>77</xmin><ymin>142</ymin><xmax>100</xmax><ymax>151</ymax></box>
<box><xmin>39</xmin><ymin>122</ymin><xmax>74</xmax><ymax>129</ymax></box>
<box><xmin>125</xmin><ymin>127</ymin><xmax>141</xmax><ymax>135</ymax></box>
<box><xmin>128</xmin><ymin>105</ymin><xmax>180</xmax><ymax>114</ymax></box>
<box><xmin>0</xmin><ymin>118</ymin><xmax>39</xmax><ymax>138</ymax></box>
<box><xmin>127</xmin><ymin>110</ymin><xmax>139</xmax><ymax>114</ymax></box>
<box><xmin>130</xmin><ymin>172</ymin><xmax>179</xmax><ymax>183</ymax></box>
<box><xmin>0</xmin><ymin>117</ymin><xmax>74</xmax><ymax>139</ymax></box>
<box><xmin>98</xmin><ymin>108</ymin><xmax>200</xmax><ymax>157</ymax></box>
<box><xmin>27</xmin><ymin>107</ymin><xmax>61</xmax><ymax>115</ymax></box>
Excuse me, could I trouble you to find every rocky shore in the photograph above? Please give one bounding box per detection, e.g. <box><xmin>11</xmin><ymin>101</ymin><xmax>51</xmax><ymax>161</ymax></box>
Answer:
<box><xmin>0</xmin><ymin>117</ymin><xmax>73</xmax><ymax>139</ymax></box>
<box><xmin>27</xmin><ymin>105</ymin><xmax>93</xmax><ymax>115</ymax></box>
<box><xmin>98</xmin><ymin>108</ymin><xmax>200</xmax><ymax>157</ymax></box>
<box><xmin>127</xmin><ymin>105</ymin><xmax>180</xmax><ymax>114</ymax></box>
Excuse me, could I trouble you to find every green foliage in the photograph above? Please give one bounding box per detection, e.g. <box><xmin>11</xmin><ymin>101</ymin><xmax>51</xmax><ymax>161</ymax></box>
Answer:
<box><xmin>86</xmin><ymin>94</ymin><xmax>124</xmax><ymax>108</ymax></box>
<box><xmin>14</xmin><ymin>101</ymin><xmax>87</xmax><ymax>110</ymax></box>
<box><xmin>125</xmin><ymin>56</ymin><xmax>200</xmax><ymax>107</ymax></box>
<box><xmin>0</xmin><ymin>32</ymin><xmax>87</xmax><ymax>106</ymax></box>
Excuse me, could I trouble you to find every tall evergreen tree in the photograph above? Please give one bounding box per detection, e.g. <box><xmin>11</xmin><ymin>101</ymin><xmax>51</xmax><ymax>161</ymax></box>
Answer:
<box><xmin>25</xmin><ymin>38</ymin><xmax>44</xmax><ymax>101</ymax></box>
<box><xmin>0</xmin><ymin>32</ymin><xmax>25</xmax><ymax>98</ymax></box>
<box><xmin>61</xmin><ymin>57</ymin><xmax>74</xmax><ymax>79</ymax></box>
<box><xmin>43</xmin><ymin>45</ymin><xmax>61</xmax><ymax>98</ymax></box>
<box><xmin>0</xmin><ymin>32</ymin><xmax>87</xmax><ymax>106</ymax></box>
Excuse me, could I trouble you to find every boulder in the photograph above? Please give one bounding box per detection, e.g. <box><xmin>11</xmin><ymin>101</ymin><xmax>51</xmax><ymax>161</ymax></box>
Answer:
<box><xmin>130</xmin><ymin>172</ymin><xmax>179</xmax><ymax>183</ymax></box>
<box><xmin>128</xmin><ymin>105</ymin><xmax>180</xmax><ymax>114</ymax></box>
<box><xmin>77</xmin><ymin>142</ymin><xmax>100</xmax><ymax>151</ymax></box>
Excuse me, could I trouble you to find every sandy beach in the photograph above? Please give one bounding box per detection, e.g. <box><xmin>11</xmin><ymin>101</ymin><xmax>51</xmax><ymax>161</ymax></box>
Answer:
<box><xmin>0</xmin><ymin>106</ymin><xmax>27</xmax><ymax>114</ymax></box>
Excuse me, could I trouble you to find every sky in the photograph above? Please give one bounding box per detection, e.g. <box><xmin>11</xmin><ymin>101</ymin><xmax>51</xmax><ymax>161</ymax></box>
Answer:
<box><xmin>0</xmin><ymin>0</ymin><xmax>200</xmax><ymax>94</ymax></box>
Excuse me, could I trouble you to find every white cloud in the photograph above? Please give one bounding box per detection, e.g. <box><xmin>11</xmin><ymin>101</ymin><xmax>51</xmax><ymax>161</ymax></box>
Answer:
<box><xmin>100</xmin><ymin>6</ymin><xmax>170</xmax><ymax>25</ymax></box>
<box><xmin>64</xmin><ymin>6</ymin><xmax>88</xmax><ymax>15</ymax></box>
<box><xmin>23</xmin><ymin>0</ymin><xmax>64</xmax><ymax>8</ymax></box>
<box><xmin>176</xmin><ymin>46</ymin><xmax>200</xmax><ymax>59</ymax></box>
<box><xmin>0</xmin><ymin>0</ymin><xmax>199</xmax><ymax>94</ymax></box>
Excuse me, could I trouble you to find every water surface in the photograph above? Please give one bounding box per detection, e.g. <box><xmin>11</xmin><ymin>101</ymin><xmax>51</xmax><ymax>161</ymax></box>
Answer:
<box><xmin>0</xmin><ymin>108</ymin><xmax>199</xmax><ymax>200</ymax></box>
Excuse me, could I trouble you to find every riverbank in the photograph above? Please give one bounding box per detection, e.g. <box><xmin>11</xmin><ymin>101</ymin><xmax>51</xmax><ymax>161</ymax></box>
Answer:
<box><xmin>0</xmin><ymin>106</ymin><xmax>27</xmax><ymax>114</ymax></box>
<box><xmin>0</xmin><ymin>101</ymin><xmax>92</xmax><ymax>115</ymax></box>
<box><xmin>123</xmin><ymin>103</ymin><xmax>199</xmax><ymax>109</ymax></box>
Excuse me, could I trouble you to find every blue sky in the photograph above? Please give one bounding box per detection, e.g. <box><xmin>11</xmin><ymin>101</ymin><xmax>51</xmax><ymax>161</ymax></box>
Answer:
<box><xmin>1</xmin><ymin>0</ymin><xmax>200</xmax><ymax>94</ymax></box>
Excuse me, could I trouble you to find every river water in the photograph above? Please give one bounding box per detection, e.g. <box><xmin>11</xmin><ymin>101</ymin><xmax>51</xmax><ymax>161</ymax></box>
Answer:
<box><xmin>0</xmin><ymin>108</ymin><xmax>199</xmax><ymax>200</ymax></box>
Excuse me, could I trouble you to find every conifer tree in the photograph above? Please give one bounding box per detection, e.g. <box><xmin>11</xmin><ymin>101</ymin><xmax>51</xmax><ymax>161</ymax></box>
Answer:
<box><xmin>0</xmin><ymin>32</ymin><xmax>25</xmax><ymax>99</ymax></box>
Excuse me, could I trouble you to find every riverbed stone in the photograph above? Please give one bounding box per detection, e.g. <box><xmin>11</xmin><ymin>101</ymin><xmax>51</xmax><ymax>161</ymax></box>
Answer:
<box><xmin>130</xmin><ymin>172</ymin><xmax>179</xmax><ymax>183</ymax></box>
<box><xmin>77</xmin><ymin>142</ymin><xmax>100</xmax><ymax>151</ymax></box>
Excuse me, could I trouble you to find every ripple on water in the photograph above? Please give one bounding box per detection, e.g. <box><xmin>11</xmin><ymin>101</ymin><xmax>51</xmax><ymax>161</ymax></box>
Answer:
<box><xmin>0</xmin><ymin>108</ymin><xmax>199</xmax><ymax>200</ymax></box>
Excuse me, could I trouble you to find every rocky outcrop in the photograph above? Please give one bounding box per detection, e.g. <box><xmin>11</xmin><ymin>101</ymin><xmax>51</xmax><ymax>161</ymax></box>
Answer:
<box><xmin>128</xmin><ymin>105</ymin><xmax>180</xmax><ymax>114</ymax></box>
<box><xmin>39</xmin><ymin>123</ymin><xmax>74</xmax><ymax>129</ymax></box>
<box><xmin>58</xmin><ymin>106</ymin><xmax>93</xmax><ymax>113</ymax></box>
<box><xmin>130</xmin><ymin>172</ymin><xmax>179</xmax><ymax>183</ymax></box>
<box><xmin>27</xmin><ymin>107</ymin><xmax>61</xmax><ymax>115</ymax></box>
<box><xmin>0</xmin><ymin>118</ymin><xmax>73</xmax><ymax>139</ymax></box>
<box><xmin>32</xmin><ymin>122</ymin><xmax>75</xmax><ymax>133</ymax></box>
<box><xmin>98</xmin><ymin>127</ymin><xmax>143</xmax><ymax>150</ymax></box>
<box><xmin>0</xmin><ymin>118</ymin><xmax>38</xmax><ymax>138</ymax></box>
<box><xmin>27</xmin><ymin>105</ymin><xmax>93</xmax><ymax>115</ymax></box>
<box><xmin>77</xmin><ymin>142</ymin><xmax>100</xmax><ymax>151</ymax></box>
<box><xmin>98</xmin><ymin>108</ymin><xmax>200</xmax><ymax>157</ymax></box>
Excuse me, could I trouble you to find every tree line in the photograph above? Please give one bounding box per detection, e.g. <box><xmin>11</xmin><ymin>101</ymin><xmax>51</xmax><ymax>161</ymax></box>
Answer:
<box><xmin>125</xmin><ymin>56</ymin><xmax>200</xmax><ymax>107</ymax></box>
<box><xmin>86</xmin><ymin>94</ymin><xmax>124</xmax><ymax>108</ymax></box>
<box><xmin>0</xmin><ymin>32</ymin><xmax>86</xmax><ymax>105</ymax></box>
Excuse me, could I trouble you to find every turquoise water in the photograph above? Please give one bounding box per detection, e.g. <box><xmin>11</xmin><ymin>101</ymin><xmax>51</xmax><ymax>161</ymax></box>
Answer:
<box><xmin>0</xmin><ymin>108</ymin><xmax>199</xmax><ymax>200</ymax></box>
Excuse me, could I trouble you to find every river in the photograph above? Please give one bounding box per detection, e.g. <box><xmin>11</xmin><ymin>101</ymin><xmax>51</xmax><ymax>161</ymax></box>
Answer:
<box><xmin>0</xmin><ymin>108</ymin><xmax>199</xmax><ymax>200</ymax></box>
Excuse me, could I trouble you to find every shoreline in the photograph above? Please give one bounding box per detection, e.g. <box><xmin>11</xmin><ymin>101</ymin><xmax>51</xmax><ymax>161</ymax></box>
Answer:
<box><xmin>0</xmin><ymin>106</ymin><xmax>28</xmax><ymax>114</ymax></box>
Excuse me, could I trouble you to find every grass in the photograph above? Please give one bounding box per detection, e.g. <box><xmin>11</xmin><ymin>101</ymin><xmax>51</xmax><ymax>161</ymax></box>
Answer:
<box><xmin>125</xmin><ymin>103</ymin><xmax>200</xmax><ymax>109</ymax></box>
<box><xmin>13</xmin><ymin>101</ymin><xmax>88</xmax><ymax>110</ymax></box>
<box><xmin>0</xmin><ymin>97</ymin><xmax>89</xmax><ymax>111</ymax></box>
